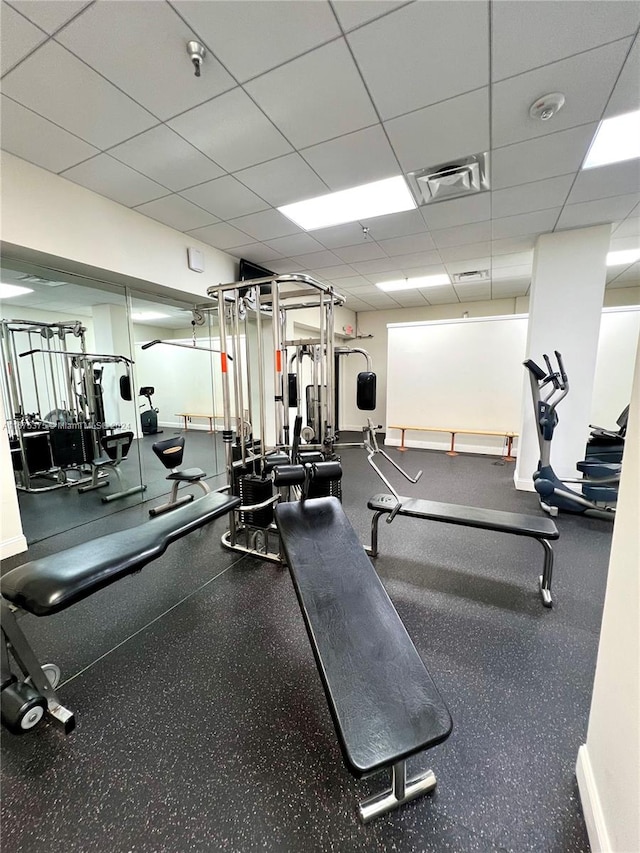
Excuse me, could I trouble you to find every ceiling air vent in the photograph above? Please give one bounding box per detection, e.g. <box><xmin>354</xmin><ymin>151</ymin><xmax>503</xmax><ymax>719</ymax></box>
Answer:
<box><xmin>406</xmin><ymin>152</ymin><xmax>489</xmax><ymax>205</ymax></box>
<box><xmin>452</xmin><ymin>270</ymin><xmax>490</xmax><ymax>283</ymax></box>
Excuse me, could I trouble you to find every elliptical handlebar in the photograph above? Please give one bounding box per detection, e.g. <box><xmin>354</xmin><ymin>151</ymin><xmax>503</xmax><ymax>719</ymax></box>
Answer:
<box><xmin>555</xmin><ymin>351</ymin><xmax>568</xmax><ymax>386</ymax></box>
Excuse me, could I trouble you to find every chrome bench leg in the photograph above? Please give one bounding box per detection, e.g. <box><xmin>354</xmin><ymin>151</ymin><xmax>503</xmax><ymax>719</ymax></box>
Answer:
<box><xmin>358</xmin><ymin>760</ymin><xmax>437</xmax><ymax>823</ymax></box>
<box><xmin>1</xmin><ymin>603</ymin><xmax>75</xmax><ymax>734</ymax></box>
<box><xmin>538</xmin><ymin>539</ymin><xmax>554</xmax><ymax>608</ymax></box>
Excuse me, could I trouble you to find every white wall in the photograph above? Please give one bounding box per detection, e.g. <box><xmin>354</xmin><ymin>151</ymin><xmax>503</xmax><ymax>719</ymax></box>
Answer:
<box><xmin>591</xmin><ymin>307</ymin><xmax>640</xmax><ymax>426</ymax></box>
<box><xmin>576</xmin><ymin>334</ymin><xmax>640</xmax><ymax>853</ymax></box>
<box><xmin>0</xmin><ymin>152</ymin><xmax>236</xmax><ymax>301</ymax></box>
<box><xmin>0</xmin><ymin>406</ymin><xmax>26</xmax><ymax>559</ymax></box>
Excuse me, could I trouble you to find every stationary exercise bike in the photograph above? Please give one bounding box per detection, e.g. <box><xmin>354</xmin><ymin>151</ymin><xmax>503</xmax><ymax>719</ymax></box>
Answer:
<box><xmin>139</xmin><ymin>386</ymin><xmax>162</xmax><ymax>436</ymax></box>
<box><xmin>524</xmin><ymin>351</ymin><xmax>619</xmax><ymax>519</ymax></box>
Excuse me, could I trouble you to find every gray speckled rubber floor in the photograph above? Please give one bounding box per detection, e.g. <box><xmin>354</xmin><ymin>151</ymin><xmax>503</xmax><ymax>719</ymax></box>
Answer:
<box><xmin>2</xmin><ymin>442</ymin><xmax>607</xmax><ymax>852</ymax></box>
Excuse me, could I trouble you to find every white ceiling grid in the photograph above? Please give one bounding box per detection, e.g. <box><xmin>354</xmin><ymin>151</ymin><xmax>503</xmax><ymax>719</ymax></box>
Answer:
<box><xmin>1</xmin><ymin>0</ymin><xmax>639</xmax><ymax>312</ymax></box>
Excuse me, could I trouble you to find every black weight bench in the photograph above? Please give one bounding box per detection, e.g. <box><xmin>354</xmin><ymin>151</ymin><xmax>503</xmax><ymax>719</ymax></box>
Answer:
<box><xmin>1</xmin><ymin>492</ymin><xmax>239</xmax><ymax>735</ymax></box>
<box><xmin>275</xmin><ymin>497</ymin><xmax>452</xmax><ymax>822</ymax></box>
<box><xmin>367</xmin><ymin>493</ymin><xmax>559</xmax><ymax>607</ymax></box>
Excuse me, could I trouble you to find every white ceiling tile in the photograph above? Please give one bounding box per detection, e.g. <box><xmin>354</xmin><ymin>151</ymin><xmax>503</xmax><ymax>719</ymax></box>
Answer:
<box><xmin>491</xmin><ymin>123</ymin><xmax>597</xmax><ymax>189</ymax></box>
<box><xmin>611</xmin><ymin>216</ymin><xmax>640</xmax><ymax>239</ymax></box>
<box><xmin>226</xmin><ymin>209</ymin><xmax>301</xmax><ymax>242</ymax></box>
<box><xmin>330</xmin><ymin>275</ymin><xmax>372</xmax><ymax>288</ymax></box>
<box><xmin>567</xmin><ymin>160</ymin><xmax>640</xmax><ymax>205</ymax></box>
<box><xmin>385</xmin><ymin>88</ymin><xmax>489</xmax><ymax>172</ymax></box>
<box><xmin>438</xmin><ymin>242</ymin><xmax>492</xmax><ymax>262</ymax></box>
<box><xmin>490</xmin><ymin>252</ymin><xmax>534</xmax><ymax>270</ymax></box>
<box><xmin>390</xmin><ymin>293</ymin><xmax>430</xmax><ymax>307</ymax></box>
<box><xmin>291</xmin><ymin>250</ymin><xmax>345</xmax><ymax>269</ymax></box>
<box><xmin>492</xmin><ymin>0</ymin><xmax>640</xmax><ymax>81</ymax></box>
<box><xmin>245</xmin><ymin>40</ymin><xmax>378</xmax><ymax>149</ymax></box>
<box><xmin>108</xmin><ymin>125</ymin><xmax>225</xmax><ymax>192</ymax></box>
<box><xmin>556</xmin><ymin>193</ymin><xmax>640</xmax><ymax>230</ymax></box>
<box><xmin>608</xmin><ymin>235</ymin><xmax>640</xmax><ymax>254</ymax></box>
<box><xmin>491</xmin><ymin>236</ymin><xmax>538</xmax><ymax>255</ymax></box>
<box><xmin>453</xmin><ymin>282</ymin><xmax>492</xmax><ymax>301</ymax></box>
<box><xmin>1</xmin><ymin>4</ymin><xmax>47</xmax><ymax>74</ymax></box>
<box><xmin>399</xmin><ymin>253</ymin><xmax>445</xmax><ymax>271</ymax></box>
<box><xmin>333</xmin><ymin>243</ymin><xmax>388</xmax><ymax>263</ymax></box>
<box><xmin>225</xmin><ymin>243</ymin><xmax>283</xmax><ymax>264</ymax></box>
<box><xmin>56</xmin><ymin>1</ymin><xmax>236</xmax><ymax>120</ymax></box>
<box><xmin>0</xmin><ymin>94</ymin><xmax>99</xmax><ymax>172</ymax></box>
<box><xmin>181</xmin><ymin>175</ymin><xmax>269</xmax><ymax>218</ymax></box>
<box><xmin>492</xmin><ymin>39</ymin><xmax>632</xmax><ymax>149</ymax></box>
<box><xmin>491</xmin><ymin>265</ymin><xmax>531</xmax><ymax>281</ymax></box>
<box><xmin>361</xmin><ymin>209</ymin><xmax>426</xmax><ymax>241</ymax></box>
<box><xmin>61</xmin><ymin>154</ymin><xmax>168</xmax><ymax>207</ymax></box>
<box><xmin>2</xmin><ymin>40</ymin><xmax>157</xmax><ymax>148</ymax></box>
<box><xmin>8</xmin><ymin>1</ymin><xmax>90</xmax><ymax>34</ymax></box>
<box><xmin>268</xmin><ymin>259</ymin><xmax>306</xmax><ymax>274</ymax></box>
<box><xmin>421</xmin><ymin>194</ymin><xmax>491</xmax><ymax>231</ymax></box>
<box><xmin>491</xmin><ymin>208</ymin><xmax>560</xmax><ymax>240</ymax></box>
<box><xmin>234</xmin><ymin>153</ymin><xmax>329</xmax><ymax>207</ymax></box>
<box><xmin>421</xmin><ymin>285</ymin><xmax>459</xmax><ymax>304</ymax></box>
<box><xmin>134</xmin><ymin>195</ymin><xmax>217</xmax><ymax>232</ymax></box>
<box><xmin>264</xmin><ymin>233</ymin><xmax>326</xmax><ymax>257</ymax></box>
<box><xmin>348</xmin><ymin>1</ymin><xmax>489</xmax><ymax>119</ymax></box>
<box><xmin>491</xmin><ymin>175</ymin><xmax>574</xmax><ymax>218</ymax></box>
<box><xmin>444</xmin><ymin>256</ymin><xmax>491</xmax><ymax>274</ymax></box>
<box><xmin>398</xmin><ymin>262</ymin><xmax>447</xmax><ymax>278</ymax></box>
<box><xmin>332</xmin><ymin>1</ymin><xmax>409</xmax><ymax>31</ymax></box>
<box><xmin>345</xmin><ymin>298</ymin><xmax>373</xmax><ymax>311</ymax></box>
<box><xmin>610</xmin><ymin>261</ymin><xmax>640</xmax><ymax>282</ymax></box>
<box><xmin>169</xmin><ymin>88</ymin><xmax>293</xmax><ymax>173</ymax></box>
<box><xmin>313</xmin><ymin>223</ymin><xmax>371</xmax><ymax>249</ymax></box>
<box><xmin>377</xmin><ymin>232</ymin><xmax>436</xmax><ymax>257</ymax></box>
<box><xmin>301</xmin><ymin>125</ymin><xmax>399</xmax><ymax>191</ymax></box>
<box><xmin>491</xmin><ymin>280</ymin><xmax>530</xmax><ymax>298</ymax></box>
<box><xmin>431</xmin><ymin>221</ymin><xmax>493</xmax><ymax>249</ymax></box>
<box><xmin>173</xmin><ymin>0</ymin><xmax>341</xmax><ymax>82</ymax></box>
<box><xmin>309</xmin><ymin>265</ymin><xmax>357</xmax><ymax>280</ymax></box>
<box><xmin>186</xmin><ymin>222</ymin><xmax>255</xmax><ymax>250</ymax></box>
<box><xmin>362</xmin><ymin>269</ymin><xmax>403</xmax><ymax>284</ymax></box>
<box><xmin>607</xmin><ymin>276</ymin><xmax>640</xmax><ymax>289</ymax></box>
<box><xmin>351</xmin><ymin>256</ymin><xmax>409</xmax><ymax>274</ymax></box>
<box><xmin>605</xmin><ymin>35</ymin><xmax>640</xmax><ymax>117</ymax></box>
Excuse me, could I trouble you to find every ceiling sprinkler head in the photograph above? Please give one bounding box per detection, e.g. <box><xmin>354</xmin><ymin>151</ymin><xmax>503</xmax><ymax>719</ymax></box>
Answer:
<box><xmin>529</xmin><ymin>92</ymin><xmax>566</xmax><ymax>121</ymax></box>
<box><xmin>187</xmin><ymin>40</ymin><xmax>205</xmax><ymax>77</ymax></box>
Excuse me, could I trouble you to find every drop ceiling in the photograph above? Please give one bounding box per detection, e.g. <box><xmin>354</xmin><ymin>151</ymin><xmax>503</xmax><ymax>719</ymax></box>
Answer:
<box><xmin>1</xmin><ymin>0</ymin><xmax>639</xmax><ymax>313</ymax></box>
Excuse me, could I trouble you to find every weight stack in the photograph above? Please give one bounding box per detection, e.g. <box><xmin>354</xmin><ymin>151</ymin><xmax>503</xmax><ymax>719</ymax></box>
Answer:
<box><xmin>238</xmin><ymin>475</ymin><xmax>274</xmax><ymax>528</ymax></box>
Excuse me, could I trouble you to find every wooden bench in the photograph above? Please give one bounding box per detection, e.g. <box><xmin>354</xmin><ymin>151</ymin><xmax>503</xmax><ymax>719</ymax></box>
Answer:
<box><xmin>367</xmin><ymin>493</ymin><xmax>559</xmax><ymax>607</ymax></box>
<box><xmin>0</xmin><ymin>492</ymin><xmax>239</xmax><ymax>735</ymax></box>
<box><xmin>275</xmin><ymin>496</ymin><xmax>452</xmax><ymax>822</ymax></box>
<box><xmin>175</xmin><ymin>413</ymin><xmax>224</xmax><ymax>433</ymax></box>
<box><xmin>389</xmin><ymin>425</ymin><xmax>518</xmax><ymax>460</ymax></box>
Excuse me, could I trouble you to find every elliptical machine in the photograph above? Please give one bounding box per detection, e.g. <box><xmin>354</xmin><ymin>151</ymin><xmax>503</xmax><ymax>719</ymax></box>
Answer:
<box><xmin>523</xmin><ymin>351</ymin><xmax>618</xmax><ymax>520</ymax></box>
<box><xmin>139</xmin><ymin>386</ymin><xmax>162</xmax><ymax>436</ymax></box>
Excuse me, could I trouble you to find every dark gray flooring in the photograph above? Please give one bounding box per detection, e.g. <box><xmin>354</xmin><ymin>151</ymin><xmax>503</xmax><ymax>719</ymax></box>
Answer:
<box><xmin>1</xmin><ymin>441</ymin><xmax>610</xmax><ymax>852</ymax></box>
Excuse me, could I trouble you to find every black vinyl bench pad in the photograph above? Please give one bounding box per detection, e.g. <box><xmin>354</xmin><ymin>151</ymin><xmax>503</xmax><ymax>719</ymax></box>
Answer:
<box><xmin>368</xmin><ymin>494</ymin><xmax>558</xmax><ymax>539</ymax></box>
<box><xmin>275</xmin><ymin>496</ymin><xmax>452</xmax><ymax>778</ymax></box>
<box><xmin>1</xmin><ymin>492</ymin><xmax>240</xmax><ymax>617</ymax></box>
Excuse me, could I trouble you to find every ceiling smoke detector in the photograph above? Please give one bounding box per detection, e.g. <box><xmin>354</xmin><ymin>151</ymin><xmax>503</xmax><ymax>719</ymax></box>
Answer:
<box><xmin>452</xmin><ymin>270</ymin><xmax>490</xmax><ymax>283</ymax></box>
<box><xmin>529</xmin><ymin>93</ymin><xmax>565</xmax><ymax>121</ymax></box>
<box><xmin>406</xmin><ymin>153</ymin><xmax>489</xmax><ymax>205</ymax></box>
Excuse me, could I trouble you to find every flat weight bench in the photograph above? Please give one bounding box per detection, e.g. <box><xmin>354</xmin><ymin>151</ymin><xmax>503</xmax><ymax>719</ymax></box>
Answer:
<box><xmin>275</xmin><ymin>497</ymin><xmax>452</xmax><ymax>822</ymax></box>
<box><xmin>367</xmin><ymin>494</ymin><xmax>559</xmax><ymax>607</ymax></box>
<box><xmin>0</xmin><ymin>491</ymin><xmax>239</xmax><ymax>735</ymax></box>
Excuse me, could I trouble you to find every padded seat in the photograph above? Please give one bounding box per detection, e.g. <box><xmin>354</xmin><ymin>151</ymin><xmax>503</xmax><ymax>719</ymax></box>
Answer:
<box><xmin>167</xmin><ymin>468</ymin><xmax>206</xmax><ymax>481</ymax></box>
<box><xmin>1</xmin><ymin>492</ymin><xmax>239</xmax><ymax>617</ymax></box>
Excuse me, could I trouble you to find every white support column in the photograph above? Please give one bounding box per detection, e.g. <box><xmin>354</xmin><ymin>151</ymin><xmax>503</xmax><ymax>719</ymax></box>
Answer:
<box><xmin>0</xmin><ymin>408</ymin><xmax>27</xmax><ymax>558</ymax></box>
<box><xmin>91</xmin><ymin>304</ymin><xmax>139</xmax><ymax>437</ymax></box>
<box><xmin>515</xmin><ymin>225</ymin><xmax>610</xmax><ymax>490</ymax></box>
<box><xmin>576</xmin><ymin>332</ymin><xmax>640</xmax><ymax>853</ymax></box>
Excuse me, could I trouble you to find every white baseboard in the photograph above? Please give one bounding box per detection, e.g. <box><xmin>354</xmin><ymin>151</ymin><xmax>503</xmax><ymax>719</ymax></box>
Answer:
<box><xmin>158</xmin><ymin>420</ymin><xmax>213</xmax><ymax>432</ymax></box>
<box><xmin>576</xmin><ymin>744</ymin><xmax>612</xmax><ymax>853</ymax></box>
<box><xmin>514</xmin><ymin>475</ymin><xmax>536</xmax><ymax>492</ymax></box>
<box><xmin>1</xmin><ymin>533</ymin><xmax>28</xmax><ymax>560</ymax></box>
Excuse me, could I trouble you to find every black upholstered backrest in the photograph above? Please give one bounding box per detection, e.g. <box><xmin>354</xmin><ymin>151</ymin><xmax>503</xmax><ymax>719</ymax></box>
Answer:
<box><xmin>101</xmin><ymin>431</ymin><xmax>134</xmax><ymax>462</ymax></box>
<box><xmin>153</xmin><ymin>435</ymin><xmax>185</xmax><ymax>470</ymax></box>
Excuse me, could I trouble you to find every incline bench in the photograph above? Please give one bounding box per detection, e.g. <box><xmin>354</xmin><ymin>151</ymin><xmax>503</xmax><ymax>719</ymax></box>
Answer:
<box><xmin>0</xmin><ymin>491</ymin><xmax>239</xmax><ymax>736</ymax></box>
<box><xmin>275</xmin><ymin>496</ymin><xmax>452</xmax><ymax>822</ymax></box>
<box><xmin>368</xmin><ymin>493</ymin><xmax>559</xmax><ymax>607</ymax></box>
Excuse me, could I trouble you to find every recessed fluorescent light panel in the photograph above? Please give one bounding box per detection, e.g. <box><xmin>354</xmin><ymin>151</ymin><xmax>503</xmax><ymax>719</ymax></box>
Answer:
<box><xmin>583</xmin><ymin>109</ymin><xmax>640</xmax><ymax>169</ymax></box>
<box><xmin>607</xmin><ymin>249</ymin><xmax>640</xmax><ymax>266</ymax></box>
<box><xmin>376</xmin><ymin>274</ymin><xmax>450</xmax><ymax>292</ymax></box>
<box><xmin>131</xmin><ymin>311</ymin><xmax>170</xmax><ymax>321</ymax></box>
<box><xmin>278</xmin><ymin>176</ymin><xmax>416</xmax><ymax>230</ymax></box>
<box><xmin>0</xmin><ymin>283</ymin><xmax>34</xmax><ymax>299</ymax></box>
